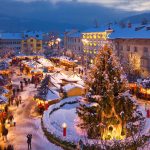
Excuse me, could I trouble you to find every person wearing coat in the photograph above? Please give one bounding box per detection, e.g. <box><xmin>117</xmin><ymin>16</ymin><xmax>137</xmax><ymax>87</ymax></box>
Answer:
<box><xmin>2</xmin><ymin>127</ymin><xmax>8</xmax><ymax>142</ymax></box>
<box><xmin>0</xmin><ymin>122</ymin><xmax>2</xmax><ymax>137</ymax></box>
<box><xmin>27</xmin><ymin>134</ymin><xmax>32</xmax><ymax>150</ymax></box>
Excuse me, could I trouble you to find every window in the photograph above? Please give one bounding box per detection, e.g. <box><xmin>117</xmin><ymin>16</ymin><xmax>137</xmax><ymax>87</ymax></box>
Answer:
<box><xmin>144</xmin><ymin>47</ymin><xmax>148</xmax><ymax>53</ymax></box>
<box><xmin>30</xmin><ymin>39</ymin><xmax>33</xmax><ymax>42</ymax></box>
<box><xmin>134</xmin><ymin>46</ymin><xmax>138</xmax><ymax>52</ymax></box>
<box><xmin>120</xmin><ymin>45</ymin><xmax>123</xmax><ymax>50</ymax></box>
<box><xmin>37</xmin><ymin>44</ymin><xmax>41</xmax><ymax>47</ymax></box>
<box><xmin>127</xmin><ymin>46</ymin><xmax>130</xmax><ymax>51</ymax></box>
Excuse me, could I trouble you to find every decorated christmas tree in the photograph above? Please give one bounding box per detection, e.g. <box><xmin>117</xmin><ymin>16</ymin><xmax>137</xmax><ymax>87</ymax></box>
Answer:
<box><xmin>77</xmin><ymin>45</ymin><xmax>143</xmax><ymax>140</ymax></box>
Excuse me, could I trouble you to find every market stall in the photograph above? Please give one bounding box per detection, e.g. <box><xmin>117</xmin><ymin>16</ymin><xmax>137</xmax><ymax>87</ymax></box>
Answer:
<box><xmin>62</xmin><ymin>83</ymin><xmax>85</xmax><ymax>97</ymax></box>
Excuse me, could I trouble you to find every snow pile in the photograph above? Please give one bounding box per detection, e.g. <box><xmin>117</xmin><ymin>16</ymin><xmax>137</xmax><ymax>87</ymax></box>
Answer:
<box><xmin>45</xmin><ymin>89</ymin><xmax>60</xmax><ymax>101</ymax></box>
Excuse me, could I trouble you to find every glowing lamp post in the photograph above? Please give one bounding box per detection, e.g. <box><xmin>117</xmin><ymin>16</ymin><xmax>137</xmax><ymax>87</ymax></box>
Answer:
<box><xmin>62</xmin><ymin>122</ymin><xmax>67</xmax><ymax>137</ymax></box>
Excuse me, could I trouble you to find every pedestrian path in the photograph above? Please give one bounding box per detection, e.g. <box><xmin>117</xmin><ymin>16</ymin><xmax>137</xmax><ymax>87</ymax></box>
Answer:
<box><xmin>1</xmin><ymin>70</ymin><xmax>62</xmax><ymax>150</ymax></box>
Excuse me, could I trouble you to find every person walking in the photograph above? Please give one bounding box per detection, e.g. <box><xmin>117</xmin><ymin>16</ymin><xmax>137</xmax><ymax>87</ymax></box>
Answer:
<box><xmin>12</xmin><ymin>89</ymin><xmax>16</xmax><ymax>97</ymax></box>
<box><xmin>20</xmin><ymin>81</ymin><xmax>23</xmax><ymax>91</ymax></box>
<box><xmin>19</xmin><ymin>96</ymin><xmax>22</xmax><ymax>104</ymax></box>
<box><xmin>79</xmin><ymin>139</ymin><xmax>83</xmax><ymax>150</ymax></box>
<box><xmin>16</xmin><ymin>100</ymin><xmax>19</xmax><ymax>107</ymax></box>
<box><xmin>27</xmin><ymin>134</ymin><xmax>32</xmax><ymax>150</ymax></box>
<box><xmin>9</xmin><ymin>114</ymin><xmax>14</xmax><ymax>127</ymax></box>
<box><xmin>2</xmin><ymin>127</ymin><xmax>8</xmax><ymax>142</ymax></box>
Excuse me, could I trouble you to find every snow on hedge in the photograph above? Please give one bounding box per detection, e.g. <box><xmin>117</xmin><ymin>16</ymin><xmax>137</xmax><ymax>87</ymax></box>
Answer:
<box><xmin>43</xmin><ymin>96</ymin><xmax>84</xmax><ymax>143</ymax></box>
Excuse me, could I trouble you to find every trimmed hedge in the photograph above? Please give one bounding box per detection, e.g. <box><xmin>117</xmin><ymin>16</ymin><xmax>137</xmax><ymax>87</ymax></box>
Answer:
<box><xmin>41</xmin><ymin>119</ymin><xmax>76</xmax><ymax>150</ymax></box>
<box><xmin>42</xmin><ymin>100</ymin><xmax>150</xmax><ymax>150</ymax></box>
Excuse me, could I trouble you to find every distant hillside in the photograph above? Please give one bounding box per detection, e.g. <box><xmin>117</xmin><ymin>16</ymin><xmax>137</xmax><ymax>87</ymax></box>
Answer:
<box><xmin>121</xmin><ymin>12</ymin><xmax>150</xmax><ymax>24</ymax></box>
<box><xmin>0</xmin><ymin>14</ymin><xmax>86</xmax><ymax>32</ymax></box>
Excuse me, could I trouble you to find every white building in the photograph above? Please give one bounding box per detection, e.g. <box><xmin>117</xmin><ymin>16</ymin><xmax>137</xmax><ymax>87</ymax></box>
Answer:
<box><xmin>82</xmin><ymin>27</ymin><xmax>113</xmax><ymax>64</ymax></box>
<box><xmin>64</xmin><ymin>30</ymin><xmax>82</xmax><ymax>61</ymax></box>
<box><xmin>0</xmin><ymin>33</ymin><xmax>22</xmax><ymax>56</ymax></box>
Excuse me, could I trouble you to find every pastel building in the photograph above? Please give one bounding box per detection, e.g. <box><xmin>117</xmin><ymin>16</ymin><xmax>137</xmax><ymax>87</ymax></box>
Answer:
<box><xmin>64</xmin><ymin>30</ymin><xmax>83</xmax><ymax>63</ymax></box>
<box><xmin>82</xmin><ymin>27</ymin><xmax>113</xmax><ymax>64</ymax></box>
<box><xmin>21</xmin><ymin>31</ymin><xmax>43</xmax><ymax>54</ymax></box>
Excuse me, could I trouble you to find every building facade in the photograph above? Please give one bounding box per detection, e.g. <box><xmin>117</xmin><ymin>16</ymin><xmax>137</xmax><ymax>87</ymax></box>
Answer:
<box><xmin>0</xmin><ymin>33</ymin><xmax>22</xmax><ymax>56</ymax></box>
<box><xmin>111</xmin><ymin>25</ymin><xmax>150</xmax><ymax>77</ymax></box>
<box><xmin>82</xmin><ymin>27</ymin><xmax>113</xmax><ymax>64</ymax></box>
<box><xmin>64</xmin><ymin>30</ymin><xmax>82</xmax><ymax>62</ymax></box>
<box><xmin>21</xmin><ymin>31</ymin><xmax>43</xmax><ymax>54</ymax></box>
<box><xmin>112</xmin><ymin>39</ymin><xmax>150</xmax><ymax>77</ymax></box>
<box><xmin>0</xmin><ymin>31</ymin><xmax>43</xmax><ymax>56</ymax></box>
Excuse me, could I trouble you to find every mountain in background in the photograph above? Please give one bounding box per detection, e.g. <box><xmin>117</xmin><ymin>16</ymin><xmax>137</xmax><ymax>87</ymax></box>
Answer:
<box><xmin>0</xmin><ymin>14</ymin><xmax>86</xmax><ymax>33</ymax></box>
<box><xmin>0</xmin><ymin>0</ymin><xmax>133</xmax><ymax>32</ymax></box>
<box><xmin>121</xmin><ymin>12</ymin><xmax>150</xmax><ymax>24</ymax></box>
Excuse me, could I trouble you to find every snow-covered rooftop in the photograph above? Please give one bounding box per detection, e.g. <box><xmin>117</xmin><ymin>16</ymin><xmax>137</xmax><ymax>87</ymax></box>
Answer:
<box><xmin>23</xmin><ymin>31</ymin><xmax>43</xmax><ymax>40</ymax></box>
<box><xmin>83</xmin><ymin>23</ymin><xmax>150</xmax><ymax>39</ymax></box>
<box><xmin>0</xmin><ymin>95</ymin><xmax>8</xmax><ymax>104</ymax></box>
<box><xmin>110</xmin><ymin>24</ymin><xmax>150</xmax><ymax>39</ymax></box>
<box><xmin>63</xmin><ymin>83</ymin><xmax>84</xmax><ymax>92</ymax></box>
<box><xmin>83</xmin><ymin>26</ymin><xmax>111</xmax><ymax>33</ymax></box>
<box><xmin>68</xmin><ymin>32</ymin><xmax>81</xmax><ymax>38</ymax></box>
<box><xmin>0</xmin><ymin>33</ymin><xmax>22</xmax><ymax>40</ymax></box>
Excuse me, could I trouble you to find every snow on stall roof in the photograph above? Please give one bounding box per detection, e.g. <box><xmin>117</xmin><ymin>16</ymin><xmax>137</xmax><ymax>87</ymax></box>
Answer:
<box><xmin>37</xmin><ymin>58</ymin><xmax>54</xmax><ymax>67</ymax></box>
<box><xmin>0</xmin><ymin>95</ymin><xmax>8</xmax><ymax>104</ymax></box>
<box><xmin>63</xmin><ymin>83</ymin><xmax>84</xmax><ymax>92</ymax></box>
<box><xmin>0</xmin><ymin>87</ymin><xmax>9</xmax><ymax>94</ymax></box>
<box><xmin>45</xmin><ymin>89</ymin><xmax>60</xmax><ymax>101</ymax></box>
<box><xmin>31</xmin><ymin>69</ymin><xmax>43</xmax><ymax>73</ymax></box>
<box><xmin>51</xmin><ymin>72</ymin><xmax>67</xmax><ymax>80</ymax></box>
<box><xmin>59</xmin><ymin>56</ymin><xmax>75</xmax><ymax>62</ymax></box>
<box><xmin>0</xmin><ymin>61</ymin><xmax>9</xmax><ymax>70</ymax></box>
<box><xmin>67</xmin><ymin>74</ymin><xmax>82</xmax><ymax>82</ymax></box>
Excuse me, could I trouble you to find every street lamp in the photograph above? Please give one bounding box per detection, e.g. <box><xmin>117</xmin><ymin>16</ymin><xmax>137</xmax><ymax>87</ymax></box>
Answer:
<box><xmin>56</xmin><ymin>38</ymin><xmax>61</xmax><ymax>56</ymax></box>
<box><xmin>56</xmin><ymin>38</ymin><xmax>61</xmax><ymax>49</ymax></box>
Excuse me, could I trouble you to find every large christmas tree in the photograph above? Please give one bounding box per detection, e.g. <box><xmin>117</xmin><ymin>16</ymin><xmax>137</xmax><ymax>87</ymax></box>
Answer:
<box><xmin>77</xmin><ymin>45</ymin><xmax>143</xmax><ymax>140</ymax></box>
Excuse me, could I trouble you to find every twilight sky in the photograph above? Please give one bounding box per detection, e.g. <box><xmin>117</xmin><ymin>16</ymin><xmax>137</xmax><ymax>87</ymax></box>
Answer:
<box><xmin>0</xmin><ymin>0</ymin><xmax>149</xmax><ymax>31</ymax></box>
<box><xmin>15</xmin><ymin>0</ymin><xmax>150</xmax><ymax>11</ymax></box>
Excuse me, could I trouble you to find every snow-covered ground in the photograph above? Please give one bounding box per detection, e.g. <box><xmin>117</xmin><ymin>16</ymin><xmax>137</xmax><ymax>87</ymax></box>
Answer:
<box><xmin>43</xmin><ymin>94</ymin><xmax>150</xmax><ymax>148</ymax></box>
<box><xmin>136</xmin><ymin>99</ymin><xmax>150</xmax><ymax>149</ymax></box>
<box><xmin>43</xmin><ymin>96</ymin><xmax>85</xmax><ymax>144</ymax></box>
<box><xmin>1</xmin><ymin>67</ymin><xmax>62</xmax><ymax>150</ymax></box>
